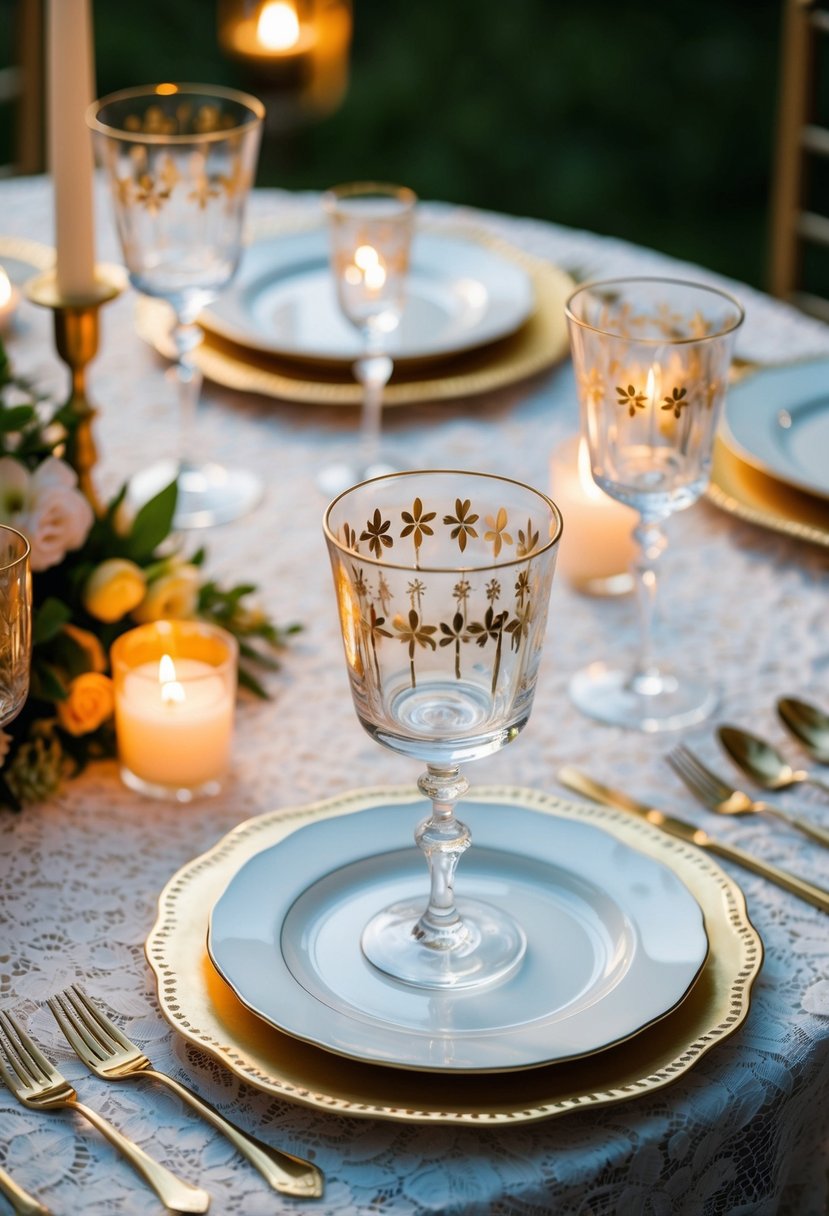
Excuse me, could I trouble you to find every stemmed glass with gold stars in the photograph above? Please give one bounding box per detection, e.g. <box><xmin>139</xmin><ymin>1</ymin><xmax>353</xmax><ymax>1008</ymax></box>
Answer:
<box><xmin>0</xmin><ymin>526</ymin><xmax>31</xmax><ymax>729</ymax></box>
<box><xmin>566</xmin><ymin>277</ymin><xmax>744</xmax><ymax>732</ymax></box>
<box><xmin>324</xmin><ymin>470</ymin><xmax>562</xmax><ymax>990</ymax></box>
<box><xmin>88</xmin><ymin>84</ymin><xmax>264</xmax><ymax>528</ymax></box>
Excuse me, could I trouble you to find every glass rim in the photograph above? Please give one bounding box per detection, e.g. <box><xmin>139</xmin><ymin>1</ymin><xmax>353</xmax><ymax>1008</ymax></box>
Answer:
<box><xmin>323</xmin><ymin>468</ymin><xmax>563</xmax><ymax>574</ymax></box>
<box><xmin>86</xmin><ymin>83</ymin><xmax>265</xmax><ymax>144</ymax></box>
<box><xmin>565</xmin><ymin>276</ymin><xmax>745</xmax><ymax>345</ymax></box>
<box><xmin>0</xmin><ymin>524</ymin><xmax>30</xmax><ymax>571</ymax></box>
<box><xmin>322</xmin><ymin>181</ymin><xmax>418</xmax><ymax>215</ymax></box>
<box><xmin>110</xmin><ymin>618</ymin><xmax>238</xmax><ymax>674</ymax></box>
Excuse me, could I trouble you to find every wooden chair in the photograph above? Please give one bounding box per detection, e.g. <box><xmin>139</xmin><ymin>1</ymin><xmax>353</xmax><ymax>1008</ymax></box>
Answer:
<box><xmin>770</xmin><ymin>0</ymin><xmax>829</xmax><ymax>319</ymax></box>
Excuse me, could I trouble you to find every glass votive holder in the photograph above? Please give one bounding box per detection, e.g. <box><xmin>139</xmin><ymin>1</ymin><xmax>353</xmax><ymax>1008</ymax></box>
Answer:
<box><xmin>550</xmin><ymin>435</ymin><xmax>637</xmax><ymax>596</ymax></box>
<box><xmin>110</xmin><ymin>620</ymin><xmax>238</xmax><ymax>803</ymax></box>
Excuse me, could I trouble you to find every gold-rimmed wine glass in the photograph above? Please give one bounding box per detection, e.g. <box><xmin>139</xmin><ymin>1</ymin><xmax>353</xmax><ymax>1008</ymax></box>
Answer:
<box><xmin>0</xmin><ymin>525</ymin><xmax>31</xmax><ymax>728</ymax></box>
<box><xmin>318</xmin><ymin>182</ymin><xmax>417</xmax><ymax>497</ymax></box>
<box><xmin>566</xmin><ymin>277</ymin><xmax>744</xmax><ymax>731</ymax></box>
<box><xmin>324</xmin><ymin>470</ymin><xmax>562</xmax><ymax>989</ymax></box>
<box><xmin>88</xmin><ymin>83</ymin><xmax>264</xmax><ymax>529</ymax></box>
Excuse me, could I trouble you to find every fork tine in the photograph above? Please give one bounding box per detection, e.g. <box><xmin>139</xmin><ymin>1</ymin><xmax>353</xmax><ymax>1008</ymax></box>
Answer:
<box><xmin>676</xmin><ymin>745</ymin><xmax>733</xmax><ymax>800</ymax></box>
<box><xmin>666</xmin><ymin>748</ymin><xmax>717</xmax><ymax>807</ymax></box>
<box><xmin>47</xmin><ymin>992</ymin><xmax>108</xmax><ymax>1065</ymax></box>
<box><xmin>66</xmin><ymin>986</ymin><xmax>134</xmax><ymax>1054</ymax></box>
<box><xmin>669</xmin><ymin>747</ymin><xmax>719</xmax><ymax>800</ymax></box>
<box><xmin>0</xmin><ymin>1012</ymin><xmax>57</xmax><ymax>1086</ymax></box>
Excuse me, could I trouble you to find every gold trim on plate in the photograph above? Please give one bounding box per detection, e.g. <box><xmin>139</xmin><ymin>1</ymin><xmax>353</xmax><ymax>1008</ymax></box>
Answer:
<box><xmin>145</xmin><ymin>785</ymin><xmax>762</xmax><ymax>1126</ymax></box>
<box><xmin>707</xmin><ymin>434</ymin><xmax>829</xmax><ymax>549</ymax></box>
<box><xmin>135</xmin><ymin>223</ymin><xmax>574</xmax><ymax>406</ymax></box>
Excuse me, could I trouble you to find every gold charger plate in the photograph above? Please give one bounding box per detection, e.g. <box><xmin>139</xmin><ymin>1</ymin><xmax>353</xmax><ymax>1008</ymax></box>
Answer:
<box><xmin>135</xmin><ymin>224</ymin><xmax>574</xmax><ymax>407</ymax></box>
<box><xmin>708</xmin><ymin>434</ymin><xmax>829</xmax><ymax>549</ymax></box>
<box><xmin>146</xmin><ymin>785</ymin><xmax>762</xmax><ymax>1126</ymax></box>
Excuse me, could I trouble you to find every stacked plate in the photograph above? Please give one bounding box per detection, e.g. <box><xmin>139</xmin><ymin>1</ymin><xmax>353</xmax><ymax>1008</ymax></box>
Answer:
<box><xmin>146</xmin><ymin>786</ymin><xmax>762</xmax><ymax>1125</ymax></box>
<box><xmin>710</xmin><ymin>358</ymin><xmax>829</xmax><ymax>548</ymax></box>
<box><xmin>135</xmin><ymin>220</ymin><xmax>575</xmax><ymax>407</ymax></box>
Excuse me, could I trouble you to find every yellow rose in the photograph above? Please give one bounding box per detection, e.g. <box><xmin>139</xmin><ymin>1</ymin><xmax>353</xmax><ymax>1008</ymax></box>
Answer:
<box><xmin>83</xmin><ymin>559</ymin><xmax>147</xmax><ymax>623</ymax></box>
<box><xmin>133</xmin><ymin>564</ymin><xmax>200</xmax><ymax>623</ymax></box>
<box><xmin>62</xmin><ymin>623</ymin><xmax>107</xmax><ymax>673</ymax></box>
<box><xmin>56</xmin><ymin>672</ymin><xmax>114</xmax><ymax>737</ymax></box>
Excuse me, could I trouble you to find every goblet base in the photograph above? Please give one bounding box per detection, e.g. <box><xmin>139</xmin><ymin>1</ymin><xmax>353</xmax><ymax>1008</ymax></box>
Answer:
<box><xmin>569</xmin><ymin>661</ymin><xmax>718</xmax><ymax>733</ymax></box>
<box><xmin>129</xmin><ymin>458</ymin><xmax>263</xmax><ymax>530</ymax></box>
<box><xmin>361</xmin><ymin>896</ymin><xmax>527</xmax><ymax>990</ymax></box>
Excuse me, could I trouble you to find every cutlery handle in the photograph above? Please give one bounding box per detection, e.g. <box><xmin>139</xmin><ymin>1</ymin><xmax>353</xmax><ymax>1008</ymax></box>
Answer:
<box><xmin>758</xmin><ymin>803</ymin><xmax>829</xmax><ymax>848</ymax></box>
<box><xmin>146</xmin><ymin>1069</ymin><xmax>324</xmax><ymax>1199</ymax></box>
<box><xmin>706</xmin><ymin>840</ymin><xmax>829</xmax><ymax>913</ymax></box>
<box><xmin>72</xmin><ymin>1100</ymin><xmax>210</xmax><ymax>1213</ymax></box>
<box><xmin>0</xmin><ymin>1167</ymin><xmax>51</xmax><ymax>1216</ymax></box>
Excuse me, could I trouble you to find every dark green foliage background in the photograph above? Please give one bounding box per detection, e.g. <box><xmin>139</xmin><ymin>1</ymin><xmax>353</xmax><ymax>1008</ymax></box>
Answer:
<box><xmin>3</xmin><ymin>0</ymin><xmax>783</xmax><ymax>288</ymax></box>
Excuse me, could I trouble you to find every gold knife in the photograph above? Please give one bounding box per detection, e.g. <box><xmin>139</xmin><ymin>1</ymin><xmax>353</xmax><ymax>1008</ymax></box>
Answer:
<box><xmin>558</xmin><ymin>765</ymin><xmax>829</xmax><ymax>914</ymax></box>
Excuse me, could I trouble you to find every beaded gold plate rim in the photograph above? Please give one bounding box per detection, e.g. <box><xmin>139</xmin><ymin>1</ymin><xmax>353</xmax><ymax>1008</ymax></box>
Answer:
<box><xmin>707</xmin><ymin>434</ymin><xmax>829</xmax><ymax>549</ymax></box>
<box><xmin>135</xmin><ymin>221</ymin><xmax>574</xmax><ymax>407</ymax></box>
<box><xmin>145</xmin><ymin>785</ymin><xmax>762</xmax><ymax>1126</ymax></box>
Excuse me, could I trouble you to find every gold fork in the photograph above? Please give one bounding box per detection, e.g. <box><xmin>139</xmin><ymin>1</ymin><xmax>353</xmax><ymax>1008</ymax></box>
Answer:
<box><xmin>666</xmin><ymin>745</ymin><xmax>829</xmax><ymax>847</ymax></box>
<box><xmin>0</xmin><ymin>1009</ymin><xmax>209</xmax><ymax>1214</ymax></box>
<box><xmin>0</xmin><ymin>1166</ymin><xmax>52</xmax><ymax>1216</ymax></box>
<box><xmin>48</xmin><ymin>986</ymin><xmax>323</xmax><ymax>1199</ymax></box>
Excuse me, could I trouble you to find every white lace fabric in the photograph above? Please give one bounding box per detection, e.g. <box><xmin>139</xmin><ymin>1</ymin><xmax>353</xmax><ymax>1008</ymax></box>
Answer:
<box><xmin>0</xmin><ymin>177</ymin><xmax>827</xmax><ymax>1215</ymax></box>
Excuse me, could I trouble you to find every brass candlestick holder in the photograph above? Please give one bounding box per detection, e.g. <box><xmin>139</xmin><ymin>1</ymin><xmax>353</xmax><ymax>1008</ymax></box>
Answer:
<box><xmin>25</xmin><ymin>266</ymin><xmax>124</xmax><ymax>514</ymax></box>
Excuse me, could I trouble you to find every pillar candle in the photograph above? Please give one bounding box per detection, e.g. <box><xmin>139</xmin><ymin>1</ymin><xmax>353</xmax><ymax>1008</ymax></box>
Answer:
<box><xmin>550</xmin><ymin>435</ymin><xmax>637</xmax><ymax>595</ymax></box>
<box><xmin>111</xmin><ymin>620</ymin><xmax>237</xmax><ymax>801</ymax></box>
<box><xmin>47</xmin><ymin>0</ymin><xmax>97</xmax><ymax>298</ymax></box>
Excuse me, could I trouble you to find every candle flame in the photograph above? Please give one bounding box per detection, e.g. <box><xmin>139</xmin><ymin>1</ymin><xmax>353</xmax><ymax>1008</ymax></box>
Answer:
<box><xmin>159</xmin><ymin>653</ymin><xmax>186</xmax><ymax>706</ymax></box>
<box><xmin>257</xmin><ymin>1</ymin><xmax>300</xmax><ymax>50</ymax></box>
<box><xmin>0</xmin><ymin>268</ymin><xmax>11</xmax><ymax>308</ymax></box>
<box><xmin>577</xmin><ymin>438</ymin><xmax>604</xmax><ymax>502</ymax></box>
<box><xmin>646</xmin><ymin>365</ymin><xmax>660</xmax><ymax>405</ymax></box>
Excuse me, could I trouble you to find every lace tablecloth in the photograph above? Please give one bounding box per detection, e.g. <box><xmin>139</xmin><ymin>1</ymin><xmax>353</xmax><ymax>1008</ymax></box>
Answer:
<box><xmin>0</xmin><ymin>177</ymin><xmax>828</xmax><ymax>1216</ymax></box>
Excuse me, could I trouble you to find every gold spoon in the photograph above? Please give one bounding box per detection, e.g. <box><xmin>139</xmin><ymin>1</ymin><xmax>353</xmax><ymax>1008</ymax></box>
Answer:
<box><xmin>718</xmin><ymin>724</ymin><xmax>829</xmax><ymax>797</ymax></box>
<box><xmin>777</xmin><ymin>697</ymin><xmax>829</xmax><ymax>765</ymax></box>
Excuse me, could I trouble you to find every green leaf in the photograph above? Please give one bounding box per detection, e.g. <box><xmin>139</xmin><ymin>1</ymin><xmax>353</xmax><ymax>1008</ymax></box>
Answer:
<box><xmin>237</xmin><ymin>666</ymin><xmax>269</xmax><ymax>699</ymax></box>
<box><xmin>32</xmin><ymin>597</ymin><xmax>72</xmax><ymax>644</ymax></box>
<box><xmin>31</xmin><ymin>659</ymin><xmax>69</xmax><ymax>701</ymax></box>
<box><xmin>125</xmin><ymin>481</ymin><xmax>178</xmax><ymax>560</ymax></box>
<box><xmin>0</xmin><ymin>404</ymin><xmax>36</xmax><ymax>432</ymax></box>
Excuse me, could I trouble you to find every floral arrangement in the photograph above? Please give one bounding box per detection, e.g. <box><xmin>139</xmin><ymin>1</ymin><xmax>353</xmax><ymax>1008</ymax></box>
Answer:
<box><xmin>0</xmin><ymin>336</ymin><xmax>298</xmax><ymax>810</ymax></box>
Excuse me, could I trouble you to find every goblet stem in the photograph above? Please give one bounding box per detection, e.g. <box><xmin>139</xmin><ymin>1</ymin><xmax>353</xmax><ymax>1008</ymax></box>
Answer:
<box><xmin>414</xmin><ymin>766</ymin><xmax>471</xmax><ymax>948</ymax></box>
<box><xmin>354</xmin><ymin>352</ymin><xmax>393</xmax><ymax>473</ymax></box>
<box><xmin>628</xmin><ymin>513</ymin><xmax>669</xmax><ymax>696</ymax></box>
<box><xmin>171</xmin><ymin>314</ymin><xmax>205</xmax><ymax>473</ymax></box>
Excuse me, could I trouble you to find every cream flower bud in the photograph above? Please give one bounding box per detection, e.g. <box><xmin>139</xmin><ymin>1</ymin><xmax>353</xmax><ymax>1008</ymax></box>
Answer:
<box><xmin>83</xmin><ymin>559</ymin><xmax>147</xmax><ymax>623</ymax></box>
<box><xmin>133</xmin><ymin>563</ymin><xmax>200</xmax><ymax>623</ymax></box>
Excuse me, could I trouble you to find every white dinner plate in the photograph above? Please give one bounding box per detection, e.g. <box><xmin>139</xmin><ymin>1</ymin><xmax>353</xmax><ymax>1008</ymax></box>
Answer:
<box><xmin>722</xmin><ymin>358</ymin><xmax>829</xmax><ymax>501</ymax></box>
<box><xmin>200</xmin><ymin>228</ymin><xmax>535</xmax><ymax>364</ymax></box>
<box><xmin>208</xmin><ymin>799</ymin><xmax>708</xmax><ymax>1073</ymax></box>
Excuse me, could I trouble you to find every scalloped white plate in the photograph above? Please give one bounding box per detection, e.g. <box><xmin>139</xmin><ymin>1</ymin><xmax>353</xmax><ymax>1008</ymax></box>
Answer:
<box><xmin>208</xmin><ymin>798</ymin><xmax>708</xmax><ymax>1073</ymax></box>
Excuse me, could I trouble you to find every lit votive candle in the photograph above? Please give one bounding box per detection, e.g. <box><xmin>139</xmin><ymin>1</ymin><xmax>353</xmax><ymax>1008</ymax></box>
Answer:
<box><xmin>111</xmin><ymin>620</ymin><xmax>237</xmax><ymax>802</ymax></box>
<box><xmin>550</xmin><ymin>435</ymin><xmax>637</xmax><ymax>596</ymax></box>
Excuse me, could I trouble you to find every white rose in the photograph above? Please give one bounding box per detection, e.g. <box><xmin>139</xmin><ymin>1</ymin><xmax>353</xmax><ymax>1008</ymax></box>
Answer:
<box><xmin>0</xmin><ymin>456</ymin><xmax>94</xmax><ymax>572</ymax></box>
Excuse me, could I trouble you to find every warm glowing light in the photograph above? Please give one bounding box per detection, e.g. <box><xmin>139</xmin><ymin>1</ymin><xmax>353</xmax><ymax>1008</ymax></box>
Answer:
<box><xmin>155</xmin><ymin>82</ymin><xmax>178</xmax><ymax>96</ymax></box>
<box><xmin>257</xmin><ymin>1</ymin><xmax>301</xmax><ymax>50</ymax></box>
<box><xmin>0</xmin><ymin>269</ymin><xmax>10</xmax><ymax>309</ymax></box>
<box><xmin>363</xmin><ymin>262</ymin><xmax>387</xmax><ymax>290</ymax></box>
<box><xmin>159</xmin><ymin>654</ymin><xmax>186</xmax><ymax>705</ymax></box>
<box><xmin>577</xmin><ymin>438</ymin><xmax>604</xmax><ymax>502</ymax></box>
<box><xmin>354</xmin><ymin>244</ymin><xmax>379</xmax><ymax>270</ymax></box>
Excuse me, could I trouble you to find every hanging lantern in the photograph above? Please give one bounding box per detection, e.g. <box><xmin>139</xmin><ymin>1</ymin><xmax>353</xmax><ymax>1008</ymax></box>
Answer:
<box><xmin>218</xmin><ymin>0</ymin><xmax>352</xmax><ymax>126</ymax></box>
